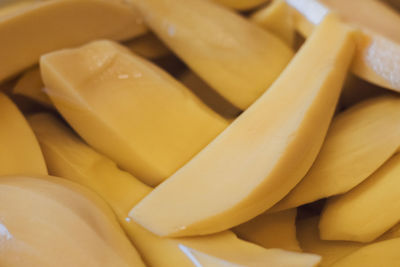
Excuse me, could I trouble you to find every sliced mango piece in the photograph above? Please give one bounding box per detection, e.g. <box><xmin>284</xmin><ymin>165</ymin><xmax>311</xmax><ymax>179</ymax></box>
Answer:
<box><xmin>0</xmin><ymin>175</ymin><xmax>145</xmax><ymax>267</ymax></box>
<box><xmin>0</xmin><ymin>0</ymin><xmax>147</xmax><ymax>82</ymax></box>
<box><xmin>286</xmin><ymin>0</ymin><xmax>400</xmax><ymax>92</ymax></box>
<box><xmin>251</xmin><ymin>0</ymin><xmax>295</xmax><ymax>46</ymax></box>
<box><xmin>125</xmin><ymin>33</ymin><xmax>170</xmax><ymax>59</ymax></box>
<box><xmin>213</xmin><ymin>0</ymin><xmax>269</xmax><ymax>10</ymax></box>
<box><xmin>130</xmin><ymin>15</ymin><xmax>356</xmax><ymax>237</ymax></box>
<box><xmin>0</xmin><ymin>92</ymin><xmax>47</xmax><ymax>175</ymax></box>
<box><xmin>320</xmin><ymin>153</ymin><xmax>400</xmax><ymax>242</ymax></box>
<box><xmin>234</xmin><ymin>209</ymin><xmax>301</xmax><ymax>251</ymax></box>
<box><xmin>129</xmin><ymin>0</ymin><xmax>293</xmax><ymax>109</ymax></box>
<box><xmin>297</xmin><ymin>217</ymin><xmax>362</xmax><ymax>267</ymax></box>
<box><xmin>331</xmin><ymin>238</ymin><xmax>400</xmax><ymax>267</ymax></box>
<box><xmin>29</xmin><ymin>113</ymin><xmax>321</xmax><ymax>267</ymax></box>
<box><xmin>40</xmin><ymin>40</ymin><xmax>229</xmax><ymax>186</ymax></box>
<box><xmin>272</xmin><ymin>96</ymin><xmax>400</xmax><ymax>212</ymax></box>
<box><xmin>13</xmin><ymin>67</ymin><xmax>53</xmax><ymax>108</ymax></box>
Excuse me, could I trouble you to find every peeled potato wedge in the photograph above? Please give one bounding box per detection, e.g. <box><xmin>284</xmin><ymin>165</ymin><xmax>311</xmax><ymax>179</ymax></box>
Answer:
<box><xmin>272</xmin><ymin>96</ymin><xmax>400</xmax><ymax>212</ymax></box>
<box><xmin>29</xmin><ymin>113</ymin><xmax>321</xmax><ymax>267</ymax></box>
<box><xmin>0</xmin><ymin>0</ymin><xmax>147</xmax><ymax>82</ymax></box>
<box><xmin>213</xmin><ymin>0</ymin><xmax>269</xmax><ymax>10</ymax></box>
<box><xmin>320</xmin><ymin>153</ymin><xmax>400</xmax><ymax>243</ymax></box>
<box><xmin>234</xmin><ymin>209</ymin><xmax>301</xmax><ymax>251</ymax></box>
<box><xmin>129</xmin><ymin>0</ymin><xmax>293</xmax><ymax>109</ymax></box>
<box><xmin>40</xmin><ymin>40</ymin><xmax>229</xmax><ymax>186</ymax></box>
<box><xmin>285</xmin><ymin>0</ymin><xmax>400</xmax><ymax>92</ymax></box>
<box><xmin>0</xmin><ymin>92</ymin><xmax>47</xmax><ymax>175</ymax></box>
<box><xmin>129</xmin><ymin>15</ymin><xmax>356</xmax><ymax>237</ymax></box>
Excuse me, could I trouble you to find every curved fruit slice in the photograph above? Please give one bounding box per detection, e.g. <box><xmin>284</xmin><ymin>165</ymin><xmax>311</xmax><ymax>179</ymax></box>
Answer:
<box><xmin>320</xmin><ymin>153</ymin><xmax>400</xmax><ymax>243</ymax></box>
<box><xmin>213</xmin><ymin>0</ymin><xmax>269</xmax><ymax>10</ymax></box>
<box><xmin>0</xmin><ymin>175</ymin><xmax>145</xmax><ymax>267</ymax></box>
<box><xmin>0</xmin><ymin>0</ymin><xmax>147</xmax><ymax>82</ymax></box>
<box><xmin>13</xmin><ymin>67</ymin><xmax>53</xmax><ymax>108</ymax></box>
<box><xmin>331</xmin><ymin>238</ymin><xmax>400</xmax><ymax>267</ymax></box>
<box><xmin>234</xmin><ymin>209</ymin><xmax>300</xmax><ymax>251</ymax></box>
<box><xmin>40</xmin><ymin>40</ymin><xmax>229</xmax><ymax>186</ymax></box>
<box><xmin>130</xmin><ymin>15</ymin><xmax>356</xmax><ymax>237</ymax></box>
<box><xmin>0</xmin><ymin>92</ymin><xmax>47</xmax><ymax>175</ymax></box>
<box><xmin>272</xmin><ymin>96</ymin><xmax>400</xmax><ymax>212</ymax></box>
<box><xmin>125</xmin><ymin>33</ymin><xmax>170</xmax><ymax>59</ymax></box>
<box><xmin>297</xmin><ymin>217</ymin><xmax>362</xmax><ymax>267</ymax></box>
<box><xmin>29</xmin><ymin>113</ymin><xmax>321</xmax><ymax>267</ymax></box>
<box><xmin>285</xmin><ymin>0</ymin><xmax>400</xmax><ymax>92</ymax></box>
<box><xmin>251</xmin><ymin>0</ymin><xmax>295</xmax><ymax>46</ymax></box>
<box><xmin>129</xmin><ymin>0</ymin><xmax>293</xmax><ymax>109</ymax></box>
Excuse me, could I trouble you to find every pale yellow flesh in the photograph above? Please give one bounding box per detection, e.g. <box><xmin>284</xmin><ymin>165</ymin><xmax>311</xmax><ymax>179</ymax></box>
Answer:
<box><xmin>297</xmin><ymin>217</ymin><xmax>362</xmax><ymax>267</ymax></box>
<box><xmin>129</xmin><ymin>0</ymin><xmax>293</xmax><ymax>109</ymax></box>
<box><xmin>213</xmin><ymin>0</ymin><xmax>269</xmax><ymax>10</ymax></box>
<box><xmin>29</xmin><ymin>113</ymin><xmax>321</xmax><ymax>267</ymax></box>
<box><xmin>234</xmin><ymin>209</ymin><xmax>301</xmax><ymax>251</ymax></box>
<box><xmin>331</xmin><ymin>238</ymin><xmax>400</xmax><ymax>267</ymax></box>
<box><xmin>0</xmin><ymin>92</ymin><xmax>47</xmax><ymax>176</ymax></box>
<box><xmin>13</xmin><ymin>67</ymin><xmax>53</xmax><ymax>107</ymax></box>
<box><xmin>272</xmin><ymin>96</ymin><xmax>400</xmax><ymax>212</ymax></box>
<box><xmin>251</xmin><ymin>0</ymin><xmax>295</xmax><ymax>46</ymax></box>
<box><xmin>125</xmin><ymin>33</ymin><xmax>170</xmax><ymax>59</ymax></box>
<box><xmin>285</xmin><ymin>0</ymin><xmax>400</xmax><ymax>92</ymax></box>
<box><xmin>320</xmin><ymin>153</ymin><xmax>400</xmax><ymax>243</ymax></box>
<box><xmin>40</xmin><ymin>40</ymin><xmax>229</xmax><ymax>186</ymax></box>
<box><xmin>0</xmin><ymin>176</ymin><xmax>145</xmax><ymax>267</ymax></box>
<box><xmin>130</xmin><ymin>15</ymin><xmax>356</xmax><ymax>237</ymax></box>
<box><xmin>0</xmin><ymin>0</ymin><xmax>147</xmax><ymax>82</ymax></box>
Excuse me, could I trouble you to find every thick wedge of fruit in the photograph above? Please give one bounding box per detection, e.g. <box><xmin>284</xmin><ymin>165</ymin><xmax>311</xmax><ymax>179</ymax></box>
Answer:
<box><xmin>129</xmin><ymin>0</ymin><xmax>293</xmax><ymax>109</ymax></box>
<box><xmin>13</xmin><ymin>67</ymin><xmax>53</xmax><ymax>108</ymax></box>
<box><xmin>213</xmin><ymin>0</ymin><xmax>269</xmax><ymax>10</ymax></box>
<box><xmin>29</xmin><ymin>113</ymin><xmax>321</xmax><ymax>267</ymax></box>
<box><xmin>251</xmin><ymin>0</ymin><xmax>295</xmax><ymax>46</ymax></box>
<box><xmin>285</xmin><ymin>0</ymin><xmax>400</xmax><ymax>92</ymax></box>
<box><xmin>234</xmin><ymin>209</ymin><xmax>300</xmax><ymax>251</ymax></box>
<box><xmin>130</xmin><ymin>15</ymin><xmax>356</xmax><ymax>237</ymax></box>
<box><xmin>40</xmin><ymin>40</ymin><xmax>229</xmax><ymax>186</ymax></box>
<box><xmin>272</xmin><ymin>96</ymin><xmax>400</xmax><ymax>212</ymax></box>
<box><xmin>320</xmin><ymin>153</ymin><xmax>400</xmax><ymax>243</ymax></box>
<box><xmin>331</xmin><ymin>238</ymin><xmax>400</xmax><ymax>267</ymax></box>
<box><xmin>0</xmin><ymin>175</ymin><xmax>145</xmax><ymax>267</ymax></box>
<box><xmin>0</xmin><ymin>0</ymin><xmax>147</xmax><ymax>82</ymax></box>
<box><xmin>125</xmin><ymin>33</ymin><xmax>170</xmax><ymax>60</ymax></box>
<box><xmin>0</xmin><ymin>92</ymin><xmax>47</xmax><ymax>175</ymax></box>
<box><xmin>297</xmin><ymin>217</ymin><xmax>362</xmax><ymax>267</ymax></box>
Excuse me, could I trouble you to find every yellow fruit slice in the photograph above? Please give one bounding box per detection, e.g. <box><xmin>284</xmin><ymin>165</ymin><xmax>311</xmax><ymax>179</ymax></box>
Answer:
<box><xmin>40</xmin><ymin>40</ymin><xmax>229</xmax><ymax>186</ymax></box>
<box><xmin>0</xmin><ymin>0</ymin><xmax>147</xmax><ymax>82</ymax></box>
<box><xmin>297</xmin><ymin>217</ymin><xmax>362</xmax><ymax>267</ymax></box>
<box><xmin>13</xmin><ymin>67</ymin><xmax>53</xmax><ymax>108</ymax></box>
<box><xmin>331</xmin><ymin>238</ymin><xmax>400</xmax><ymax>267</ymax></box>
<box><xmin>128</xmin><ymin>0</ymin><xmax>293</xmax><ymax>109</ymax></box>
<box><xmin>29</xmin><ymin>113</ymin><xmax>321</xmax><ymax>267</ymax></box>
<box><xmin>285</xmin><ymin>0</ymin><xmax>400</xmax><ymax>92</ymax></box>
<box><xmin>272</xmin><ymin>96</ymin><xmax>400</xmax><ymax>212</ymax></box>
<box><xmin>0</xmin><ymin>175</ymin><xmax>145</xmax><ymax>267</ymax></box>
<box><xmin>0</xmin><ymin>92</ymin><xmax>47</xmax><ymax>175</ymax></box>
<box><xmin>251</xmin><ymin>0</ymin><xmax>295</xmax><ymax>46</ymax></box>
<box><xmin>234</xmin><ymin>209</ymin><xmax>301</xmax><ymax>251</ymax></box>
<box><xmin>320</xmin><ymin>153</ymin><xmax>400</xmax><ymax>242</ymax></box>
<box><xmin>129</xmin><ymin>15</ymin><xmax>356</xmax><ymax>237</ymax></box>
<box><xmin>125</xmin><ymin>33</ymin><xmax>170</xmax><ymax>59</ymax></box>
<box><xmin>213</xmin><ymin>0</ymin><xmax>269</xmax><ymax>10</ymax></box>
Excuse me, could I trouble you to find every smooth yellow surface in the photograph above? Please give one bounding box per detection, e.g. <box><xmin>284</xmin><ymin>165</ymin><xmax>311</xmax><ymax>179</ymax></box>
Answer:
<box><xmin>251</xmin><ymin>0</ymin><xmax>295</xmax><ymax>46</ymax></box>
<box><xmin>0</xmin><ymin>175</ymin><xmax>145</xmax><ymax>267</ymax></box>
<box><xmin>0</xmin><ymin>0</ymin><xmax>147</xmax><ymax>82</ymax></box>
<box><xmin>125</xmin><ymin>33</ymin><xmax>170</xmax><ymax>59</ymax></box>
<box><xmin>331</xmin><ymin>238</ymin><xmax>400</xmax><ymax>267</ymax></box>
<box><xmin>320</xmin><ymin>153</ymin><xmax>400</xmax><ymax>243</ymax></box>
<box><xmin>234</xmin><ymin>209</ymin><xmax>301</xmax><ymax>251</ymax></box>
<box><xmin>129</xmin><ymin>0</ymin><xmax>293</xmax><ymax>109</ymax></box>
<box><xmin>13</xmin><ymin>67</ymin><xmax>53</xmax><ymax>107</ymax></box>
<box><xmin>285</xmin><ymin>0</ymin><xmax>400</xmax><ymax>92</ymax></box>
<box><xmin>0</xmin><ymin>92</ymin><xmax>47</xmax><ymax>176</ymax></box>
<box><xmin>130</xmin><ymin>15</ymin><xmax>356</xmax><ymax>237</ymax></box>
<box><xmin>297</xmin><ymin>217</ymin><xmax>362</xmax><ymax>267</ymax></box>
<box><xmin>273</xmin><ymin>96</ymin><xmax>400</xmax><ymax>212</ymax></box>
<box><xmin>29</xmin><ymin>113</ymin><xmax>321</xmax><ymax>267</ymax></box>
<box><xmin>40</xmin><ymin>40</ymin><xmax>229</xmax><ymax>186</ymax></box>
<box><xmin>213</xmin><ymin>0</ymin><xmax>269</xmax><ymax>10</ymax></box>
